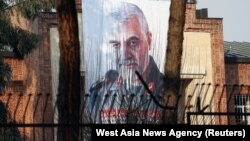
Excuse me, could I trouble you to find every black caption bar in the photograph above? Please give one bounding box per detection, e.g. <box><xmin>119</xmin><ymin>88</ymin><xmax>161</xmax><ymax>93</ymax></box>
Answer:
<box><xmin>91</xmin><ymin>124</ymin><xmax>248</xmax><ymax>141</ymax></box>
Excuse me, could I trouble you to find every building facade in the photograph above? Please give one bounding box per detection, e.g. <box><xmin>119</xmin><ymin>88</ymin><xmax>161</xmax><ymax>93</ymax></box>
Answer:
<box><xmin>0</xmin><ymin>1</ymin><xmax>249</xmax><ymax>140</ymax></box>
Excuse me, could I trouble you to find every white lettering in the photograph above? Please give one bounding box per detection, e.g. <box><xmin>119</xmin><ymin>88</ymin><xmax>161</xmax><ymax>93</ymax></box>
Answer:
<box><xmin>169</xmin><ymin>129</ymin><xmax>202</xmax><ymax>138</ymax></box>
<box><xmin>142</xmin><ymin>129</ymin><xmax>167</xmax><ymax>136</ymax></box>
<box><xmin>169</xmin><ymin>129</ymin><xmax>176</xmax><ymax>137</ymax></box>
<box><xmin>206</xmin><ymin>129</ymin><xmax>244</xmax><ymax>137</ymax></box>
<box><xmin>120</xmin><ymin>129</ymin><xmax>140</xmax><ymax>136</ymax></box>
<box><xmin>95</xmin><ymin>129</ymin><xmax>118</xmax><ymax>136</ymax></box>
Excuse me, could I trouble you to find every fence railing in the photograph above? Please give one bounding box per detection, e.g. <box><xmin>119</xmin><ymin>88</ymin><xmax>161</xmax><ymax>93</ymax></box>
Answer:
<box><xmin>0</xmin><ymin>83</ymin><xmax>250</xmax><ymax>140</ymax></box>
<box><xmin>186</xmin><ymin>112</ymin><xmax>250</xmax><ymax>125</ymax></box>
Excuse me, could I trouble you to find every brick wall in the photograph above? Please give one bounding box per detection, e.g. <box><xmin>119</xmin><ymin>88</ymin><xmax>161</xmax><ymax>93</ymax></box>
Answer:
<box><xmin>185</xmin><ymin>3</ymin><xmax>227</xmax><ymax>124</ymax></box>
<box><xmin>0</xmin><ymin>1</ymin><xmax>82</xmax><ymax>140</ymax></box>
<box><xmin>225</xmin><ymin>63</ymin><xmax>250</xmax><ymax>87</ymax></box>
<box><xmin>225</xmin><ymin>63</ymin><xmax>250</xmax><ymax>124</ymax></box>
<box><xmin>1</xmin><ymin>11</ymin><xmax>57</xmax><ymax>141</ymax></box>
<box><xmin>0</xmin><ymin>0</ymin><xmax>231</xmax><ymax>129</ymax></box>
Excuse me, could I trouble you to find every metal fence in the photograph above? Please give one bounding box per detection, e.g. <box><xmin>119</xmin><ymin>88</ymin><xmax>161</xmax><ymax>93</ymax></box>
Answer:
<box><xmin>186</xmin><ymin>112</ymin><xmax>250</xmax><ymax>125</ymax></box>
<box><xmin>0</xmin><ymin>93</ymin><xmax>93</xmax><ymax>141</ymax></box>
<box><xmin>0</xmin><ymin>83</ymin><xmax>250</xmax><ymax>140</ymax></box>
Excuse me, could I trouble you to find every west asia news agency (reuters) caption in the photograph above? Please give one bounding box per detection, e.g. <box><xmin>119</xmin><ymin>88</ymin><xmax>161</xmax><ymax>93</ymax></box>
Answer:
<box><xmin>91</xmin><ymin>125</ymin><xmax>248</xmax><ymax>140</ymax></box>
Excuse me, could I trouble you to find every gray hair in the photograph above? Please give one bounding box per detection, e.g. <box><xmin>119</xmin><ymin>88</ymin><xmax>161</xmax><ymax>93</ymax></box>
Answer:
<box><xmin>105</xmin><ymin>2</ymin><xmax>149</xmax><ymax>34</ymax></box>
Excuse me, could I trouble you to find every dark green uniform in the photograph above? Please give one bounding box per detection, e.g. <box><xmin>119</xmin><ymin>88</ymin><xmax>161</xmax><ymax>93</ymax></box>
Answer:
<box><xmin>84</xmin><ymin>56</ymin><xmax>164</xmax><ymax>123</ymax></box>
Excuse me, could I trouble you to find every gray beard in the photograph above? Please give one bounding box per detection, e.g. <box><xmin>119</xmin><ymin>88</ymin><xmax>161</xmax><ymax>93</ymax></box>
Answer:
<box><xmin>119</xmin><ymin>68</ymin><xmax>140</xmax><ymax>93</ymax></box>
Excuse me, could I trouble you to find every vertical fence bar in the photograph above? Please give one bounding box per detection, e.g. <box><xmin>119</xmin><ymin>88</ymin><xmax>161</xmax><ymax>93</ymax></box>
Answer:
<box><xmin>99</xmin><ymin>94</ymin><xmax>110</xmax><ymax>123</ymax></box>
<box><xmin>13</xmin><ymin>93</ymin><xmax>23</xmax><ymax>141</ymax></box>
<box><xmin>3</xmin><ymin>93</ymin><xmax>12</xmax><ymax>141</ymax></box>
<box><xmin>42</xmin><ymin>94</ymin><xmax>50</xmax><ymax>141</ymax></box>
<box><xmin>108</xmin><ymin>94</ymin><xmax>116</xmax><ymax>124</ymax></box>
<box><xmin>52</xmin><ymin>94</ymin><xmax>59</xmax><ymax>141</ymax></box>
<box><xmin>187</xmin><ymin>112</ymin><xmax>191</xmax><ymax>125</ymax></box>
<box><xmin>118</xmin><ymin>94</ymin><xmax>125</xmax><ymax>123</ymax></box>
<box><xmin>33</xmin><ymin>93</ymin><xmax>42</xmax><ymax>141</ymax></box>
<box><xmin>80</xmin><ymin>94</ymin><xmax>87</xmax><ymax>141</ymax></box>
<box><xmin>22</xmin><ymin>94</ymin><xmax>32</xmax><ymax>141</ymax></box>
<box><xmin>126</xmin><ymin>94</ymin><xmax>135</xmax><ymax>123</ymax></box>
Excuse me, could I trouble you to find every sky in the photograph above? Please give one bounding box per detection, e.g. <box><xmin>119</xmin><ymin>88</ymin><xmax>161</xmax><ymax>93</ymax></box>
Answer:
<box><xmin>197</xmin><ymin>0</ymin><xmax>250</xmax><ymax>42</ymax></box>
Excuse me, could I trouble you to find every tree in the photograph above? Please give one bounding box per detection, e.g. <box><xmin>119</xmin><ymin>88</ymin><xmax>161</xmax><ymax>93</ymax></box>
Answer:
<box><xmin>0</xmin><ymin>0</ymin><xmax>50</xmax><ymax>91</ymax></box>
<box><xmin>54</xmin><ymin>0</ymin><xmax>81</xmax><ymax>141</ymax></box>
<box><xmin>163</xmin><ymin>0</ymin><xmax>186</xmax><ymax>124</ymax></box>
<box><xmin>2</xmin><ymin>0</ymin><xmax>81</xmax><ymax>140</ymax></box>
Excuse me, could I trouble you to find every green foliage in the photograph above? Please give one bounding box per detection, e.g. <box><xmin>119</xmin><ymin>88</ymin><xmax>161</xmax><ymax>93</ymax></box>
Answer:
<box><xmin>0</xmin><ymin>58</ymin><xmax>12</xmax><ymax>91</ymax></box>
<box><xmin>0</xmin><ymin>127</ymin><xmax>23</xmax><ymax>141</ymax></box>
<box><xmin>0</xmin><ymin>101</ymin><xmax>8</xmax><ymax>123</ymax></box>
<box><xmin>10</xmin><ymin>28</ymin><xmax>42</xmax><ymax>57</ymax></box>
<box><xmin>0</xmin><ymin>12</ymin><xmax>42</xmax><ymax>57</ymax></box>
<box><xmin>0</xmin><ymin>0</ymin><xmax>7</xmax><ymax>10</ymax></box>
<box><xmin>0</xmin><ymin>101</ymin><xmax>23</xmax><ymax>141</ymax></box>
<box><xmin>16</xmin><ymin>0</ymin><xmax>55</xmax><ymax>20</ymax></box>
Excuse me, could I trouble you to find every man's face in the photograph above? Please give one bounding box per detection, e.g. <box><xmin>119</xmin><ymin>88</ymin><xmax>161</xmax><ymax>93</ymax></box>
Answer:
<box><xmin>107</xmin><ymin>16</ymin><xmax>152</xmax><ymax>82</ymax></box>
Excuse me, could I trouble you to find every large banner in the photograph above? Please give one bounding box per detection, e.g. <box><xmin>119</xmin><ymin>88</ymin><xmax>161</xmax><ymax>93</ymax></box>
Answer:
<box><xmin>82</xmin><ymin>0</ymin><xmax>170</xmax><ymax>123</ymax></box>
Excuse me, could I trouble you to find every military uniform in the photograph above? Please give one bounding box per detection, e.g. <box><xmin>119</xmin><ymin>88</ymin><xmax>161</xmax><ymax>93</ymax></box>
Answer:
<box><xmin>84</xmin><ymin>56</ymin><xmax>164</xmax><ymax>123</ymax></box>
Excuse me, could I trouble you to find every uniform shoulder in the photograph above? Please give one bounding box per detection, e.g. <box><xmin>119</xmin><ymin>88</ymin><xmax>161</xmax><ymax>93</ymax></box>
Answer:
<box><xmin>89</xmin><ymin>69</ymin><xmax>119</xmax><ymax>93</ymax></box>
<box><xmin>89</xmin><ymin>80</ymin><xmax>104</xmax><ymax>93</ymax></box>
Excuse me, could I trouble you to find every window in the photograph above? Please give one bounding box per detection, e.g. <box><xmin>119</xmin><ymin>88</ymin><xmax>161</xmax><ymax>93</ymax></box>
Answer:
<box><xmin>0</xmin><ymin>45</ymin><xmax>16</xmax><ymax>57</ymax></box>
<box><xmin>234</xmin><ymin>95</ymin><xmax>250</xmax><ymax>124</ymax></box>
